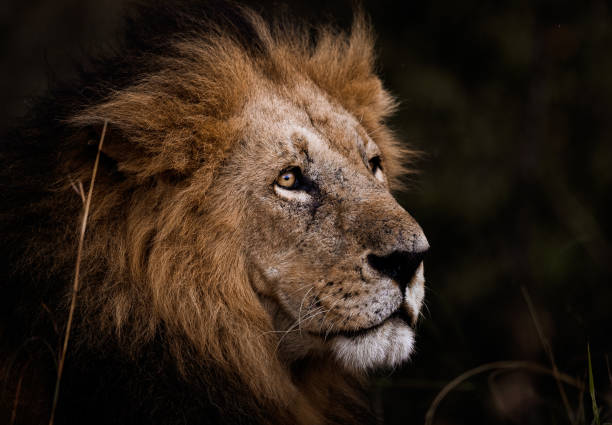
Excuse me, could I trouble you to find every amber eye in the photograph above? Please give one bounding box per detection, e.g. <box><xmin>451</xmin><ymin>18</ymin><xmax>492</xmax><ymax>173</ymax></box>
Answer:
<box><xmin>276</xmin><ymin>168</ymin><xmax>299</xmax><ymax>189</ymax></box>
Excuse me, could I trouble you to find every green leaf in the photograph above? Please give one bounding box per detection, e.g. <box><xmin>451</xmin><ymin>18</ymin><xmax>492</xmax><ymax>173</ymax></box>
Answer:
<box><xmin>588</xmin><ymin>344</ymin><xmax>600</xmax><ymax>425</ymax></box>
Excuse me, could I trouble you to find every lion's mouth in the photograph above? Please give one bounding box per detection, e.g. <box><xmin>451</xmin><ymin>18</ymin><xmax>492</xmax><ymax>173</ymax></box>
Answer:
<box><xmin>316</xmin><ymin>308</ymin><xmax>414</xmax><ymax>339</ymax></box>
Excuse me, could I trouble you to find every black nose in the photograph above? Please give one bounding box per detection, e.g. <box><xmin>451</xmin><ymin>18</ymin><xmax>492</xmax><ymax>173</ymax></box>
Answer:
<box><xmin>367</xmin><ymin>249</ymin><xmax>427</xmax><ymax>294</ymax></box>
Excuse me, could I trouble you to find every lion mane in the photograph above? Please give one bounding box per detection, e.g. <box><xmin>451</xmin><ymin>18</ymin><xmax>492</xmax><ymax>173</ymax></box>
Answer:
<box><xmin>0</xmin><ymin>3</ymin><xmax>409</xmax><ymax>424</ymax></box>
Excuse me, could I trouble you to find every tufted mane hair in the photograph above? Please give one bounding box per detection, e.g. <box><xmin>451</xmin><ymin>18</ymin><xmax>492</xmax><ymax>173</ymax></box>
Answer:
<box><xmin>0</xmin><ymin>2</ymin><xmax>406</xmax><ymax>423</ymax></box>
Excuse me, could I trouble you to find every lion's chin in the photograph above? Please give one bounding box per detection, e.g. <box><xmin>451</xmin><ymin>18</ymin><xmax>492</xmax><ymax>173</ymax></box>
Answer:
<box><xmin>329</xmin><ymin>318</ymin><xmax>415</xmax><ymax>372</ymax></box>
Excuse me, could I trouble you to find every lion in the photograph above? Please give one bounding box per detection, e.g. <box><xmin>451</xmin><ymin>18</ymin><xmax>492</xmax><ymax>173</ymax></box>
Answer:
<box><xmin>0</xmin><ymin>3</ymin><xmax>428</xmax><ymax>424</ymax></box>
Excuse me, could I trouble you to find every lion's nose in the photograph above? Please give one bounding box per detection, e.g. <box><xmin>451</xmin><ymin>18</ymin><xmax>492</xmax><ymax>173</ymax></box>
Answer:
<box><xmin>367</xmin><ymin>246</ymin><xmax>428</xmax><ymax>295</ymax></box>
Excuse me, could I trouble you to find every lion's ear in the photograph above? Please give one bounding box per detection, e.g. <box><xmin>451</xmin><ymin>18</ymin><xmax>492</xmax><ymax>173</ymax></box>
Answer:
<box><xmin>71</xmin><ymin>122</ymin><xmax>191</xmax><ymax>182</ymax></box>
<box><xmin>70</xmin><ymin>100</ymin><xmax>210</xmax><ymax>180</ymax></box>
<box><xmin>94</xmin><ymin>126</ymin><xmax>149</xmax><ymax>173</ymax></box>
<box><xmin>69</xmin><ymin>69</ymin><xmax>242</xmax><ymax>180</ymax></box>
<box><xmin>109</xmin><ymin>127</ymin><xmax>193</xmax><ymax>183</ymax></box>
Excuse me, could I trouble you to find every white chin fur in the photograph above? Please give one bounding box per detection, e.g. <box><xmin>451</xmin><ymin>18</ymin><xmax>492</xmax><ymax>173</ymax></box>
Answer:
<box><xmin>329</xmin><ymin>318</ymin><xmax>415</xmax><ymax>372</ymax></box>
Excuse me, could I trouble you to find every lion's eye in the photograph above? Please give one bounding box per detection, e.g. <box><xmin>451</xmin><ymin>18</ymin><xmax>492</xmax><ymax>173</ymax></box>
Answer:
<box><xmin>369</xmin><ymin>156</ymin><xmax>385</xmax><ymax>182</ymax></box>
<box><xmin>276</xmin><ymin>168</ymin><xmax>299</xmax><ymax>189</ymax></box>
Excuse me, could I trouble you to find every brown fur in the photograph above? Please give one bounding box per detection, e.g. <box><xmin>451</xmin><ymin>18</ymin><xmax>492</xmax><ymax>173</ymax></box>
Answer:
<box><xmin>0</xmin><ymin>6</ymin><xmax>424</xmax><ymax>424</ymax></box>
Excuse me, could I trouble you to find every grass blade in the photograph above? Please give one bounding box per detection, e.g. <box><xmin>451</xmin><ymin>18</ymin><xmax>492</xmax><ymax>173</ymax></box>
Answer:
<box><xmin>48</xmin><ymin>120</ymin><xmax>107</xmax><ymax>425</ymax></box>
<box><xmin>588</xmin><ymin>344</ymin><xmax>600</xmax><ymax>425</ymax></box>
<box><xmin>424</xmin><ymin>360</ymin><xmax>583</xmax><ymax>425</ymax></box>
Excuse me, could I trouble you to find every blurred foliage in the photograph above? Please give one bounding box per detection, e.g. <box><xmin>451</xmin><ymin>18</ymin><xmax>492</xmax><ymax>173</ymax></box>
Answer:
<box><xmin>1</xmin><ymin>0</ymin><xmax>611</xmax><ymax>424</ymax></box>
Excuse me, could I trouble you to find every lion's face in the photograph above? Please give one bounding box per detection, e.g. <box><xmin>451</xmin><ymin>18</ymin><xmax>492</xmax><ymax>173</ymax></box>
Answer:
<box><xmin>230</xmin><ymin>86</ymin><xmax>428</xmax><ymax>372</ymax></box>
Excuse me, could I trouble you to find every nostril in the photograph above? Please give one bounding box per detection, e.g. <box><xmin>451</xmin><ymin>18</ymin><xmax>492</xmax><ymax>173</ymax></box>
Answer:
<box><xmin>367</xmin><ymin>249</ymin><xmax>427</xmax><ymax>294</ymax></box>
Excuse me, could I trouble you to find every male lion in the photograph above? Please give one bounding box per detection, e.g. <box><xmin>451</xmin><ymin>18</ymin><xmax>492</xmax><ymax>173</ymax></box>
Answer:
<box><xmin>0</xmin><ymin>3</ymin><xmax>428</xmax><ymax>424</ymax></box>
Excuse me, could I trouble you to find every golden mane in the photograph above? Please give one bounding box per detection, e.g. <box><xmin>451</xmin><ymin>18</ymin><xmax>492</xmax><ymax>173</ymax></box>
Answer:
<box><xmin>1</xmin><ymin>6</ymin><xmax>407</xmax><ymax>424</ymax></box>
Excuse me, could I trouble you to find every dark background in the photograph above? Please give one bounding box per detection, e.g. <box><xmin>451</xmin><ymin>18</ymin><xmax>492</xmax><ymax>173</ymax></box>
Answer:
<box><xmin>1</xmin><ymin>1</ymin><xmax>611</xmax><ymax>424</ymax></box>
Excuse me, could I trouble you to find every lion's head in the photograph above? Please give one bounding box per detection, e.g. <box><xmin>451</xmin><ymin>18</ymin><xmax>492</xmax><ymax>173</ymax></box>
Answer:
<box><xmin>242</xmin><ymin>85</ymin><xmax>428</xmax><ymax>371</ymax></box>
<box><xmin>2</xmin><ymin>7</ymin><xmax>428</xmax><ymax>424</ymax></box>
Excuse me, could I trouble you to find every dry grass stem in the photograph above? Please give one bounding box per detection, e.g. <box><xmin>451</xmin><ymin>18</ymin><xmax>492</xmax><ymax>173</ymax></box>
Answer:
<box><xmin>41</xmin><ymin>302</ymin><xmax>60</xmax><ymax>338</ymax></box>
<box><xmin>424</xmin><ymin>360</ymin><xmax>584</xmax><ymax>425</ymax></box>
<box><xmin>521</xmin><ymin>286</ymin><xmax>575</xmax><ymax>424</ymax></box>
<box><xmin>48</xmin><ymin>120</ymin><xmax>108</xmax><ymax>425</ymax></box>
<box><xmin>68</xmin><ymin>179</ymin><xmax>85</xmax><ymax>203</ymax></box>
<box><xmin>10</xmin><ymin>360</ymin><xmax>31</xmax><ymax>425</ymax></box>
